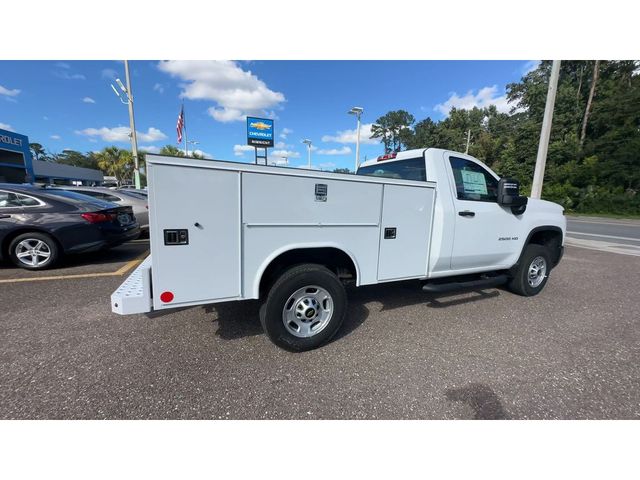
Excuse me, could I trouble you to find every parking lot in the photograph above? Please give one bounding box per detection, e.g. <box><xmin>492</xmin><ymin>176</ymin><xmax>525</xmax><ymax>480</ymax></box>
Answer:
<box><xmin>1</xmin><ymin>233</ymin><xmax>638</xmax><ymax>420</ymax></box>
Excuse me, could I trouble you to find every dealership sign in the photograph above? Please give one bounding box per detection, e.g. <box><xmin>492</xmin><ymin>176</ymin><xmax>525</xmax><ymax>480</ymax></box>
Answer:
<box><xmin>247</xmin><ymin>117</ymin><xmax>274</xmax><ymax>147</ymax></box>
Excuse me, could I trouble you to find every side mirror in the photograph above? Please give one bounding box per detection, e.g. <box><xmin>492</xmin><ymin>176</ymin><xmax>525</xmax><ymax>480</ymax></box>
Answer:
<box><xmin>498</xmin><ymin>178</ymin><xmax>528</xmax><ymax>214</ymax></box>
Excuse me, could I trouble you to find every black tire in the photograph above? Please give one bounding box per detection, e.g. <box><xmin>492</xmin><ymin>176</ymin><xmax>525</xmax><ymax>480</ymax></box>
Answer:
<box><xmin>8</xmin><ymin>232</ymin><xmax>60</xmax><ymax>270</ymax></box>
<box><xmin>507</xmin><ymin>244</ymin><xmax>551</xmax><ymax>297</ymax></box>
<box><xmin>260</xmin><ymin>263</ymin><xmax>347</xmax><ymax>351</ymax></box>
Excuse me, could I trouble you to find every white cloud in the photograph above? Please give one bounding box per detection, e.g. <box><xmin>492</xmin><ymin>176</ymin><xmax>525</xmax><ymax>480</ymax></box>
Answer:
<box><xmin>0</xmin><ymin>122</ymin><xmax>14</xmax><ymax>131</ymax></box>
<box><xmin>56</xmin><ymin>62</ymin><xmax>71</xmax><ymax>69</ymax></box>
<box><xmin>280</xmin><ymin>127</ymin><xmax>293</xmax><ymax>139</ymax></box>
<box><xmin>158</xmin><ymin>60</ymin><xmax>286</xmax><ymax>122</ymax></box>
<box><xmin>318</xmin><ymin>162</ymin><xmax>336</xmax><ymax>170</ymax></box>
<box><xmin>233</xmin><ymin>144</ymin><xmax>255</xmax><ymax>156</ymax></box>
<box><xmin>82</xmin><ymin>97</ymin><xmax>96</xmax><ymax>104</ymax></box>
<box><xmin>153</xmin><ymin>83</ymin><xmax>164</xmax><ymax>94</ymax></box>
<box><xmin>321</xmin><ymin>123</ymin><xmax>379</xmax><ymax>145</ymax></box>
<box><xmin>184</xmin><ymin>148</ymin><xmax>213</xmax><ymax>159</ymax></box>
<box><xmin>76</xmin><ymin>126</ymin><xmax>167</xmax><ymax>143</ymax></box>
<box><xmin>102</xmin><ymin>68</ymin><xmax>118</xmax><ymax>80</ymax></box>
<box><xmin>0</xmin><ymin>85</ymin><xmax>21</xmax><ymax>97</ymax></box>
<box><xmin>139</xmin><ymin>145</ymin><xmax>161</xmax><ymax>153</ymax></box>
<box><xmin>50</xmin><ymin>134</ymin><xmax>61</xmax><ymax>140</ymax></box>
<box><xmin>434</xmin><ymin>85</ymin><xmax>515</xmax><ymax>116</ymax></box>
<box><xmin>522</xmin><ymin>60</ymin><xmax>541</xmax><ymax>75</ymax></box>
<box><xmin>271</xmin><ymin>149</ymin><xmax>300</xmax><ymax>159</ymax></box>
<box><xmin>317</xmin><ymin>146</ymin><xmax>352</xmax><ymax>156</ymax></box>
<box><xmin>54</xmin><ymin>71</ymin><xmax>85</xmax><ymax>80</ymax></box>
<box><xmin>43</xmin><ymin>116</ymin><xmax>49</xmax><ymax>121</ymax></box>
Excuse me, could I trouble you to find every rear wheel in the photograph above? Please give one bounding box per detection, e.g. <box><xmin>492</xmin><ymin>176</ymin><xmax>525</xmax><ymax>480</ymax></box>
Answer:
<box><xmin>507</xmin><ymin>244</ymin><xmax>551</xmax><ymax>296</ymax></box>
<box><xmin>8</xmin><ymin>232</ymin><xmax>59</xmax><ymax>270</ymax></box>
<box><xmin>260</xmin><ymin>264</ymin><xmax>347</xmax><ymax>351</ymax></box>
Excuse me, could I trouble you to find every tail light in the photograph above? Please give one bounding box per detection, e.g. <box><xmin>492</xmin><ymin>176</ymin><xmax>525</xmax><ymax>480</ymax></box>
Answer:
<box><xmin>81</xmin><ymin>212</ymin><xmax>116</xmax><ymax>223</ymax></box>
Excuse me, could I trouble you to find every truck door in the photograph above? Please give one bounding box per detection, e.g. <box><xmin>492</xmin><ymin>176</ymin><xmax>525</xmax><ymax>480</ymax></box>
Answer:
<box><xmin>446</xmin><ymin>154</ymin><xmax>523</xmax><ymax>271</ymax></box>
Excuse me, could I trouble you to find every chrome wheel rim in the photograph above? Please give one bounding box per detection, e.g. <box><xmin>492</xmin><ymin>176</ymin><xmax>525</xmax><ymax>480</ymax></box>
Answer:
<box><xmin>15</xmin><ymin>239</ymin><xmax>52</xmax><ymax>267</ymax></box>
<box><xmin>527</xmin><ymin>255</ymin><xmax>547</xmax><ymax>288</ymax></box>
<box><xmin>282</xmin><ymin>285</ymin><xmax>333</xmax><ymax>338</ymax></box>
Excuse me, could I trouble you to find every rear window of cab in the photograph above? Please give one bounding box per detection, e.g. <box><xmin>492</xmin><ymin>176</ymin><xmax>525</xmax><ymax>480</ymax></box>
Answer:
<box><xmin>356</xmin><ymin>158</ymin><xmax>426</xmax><ymax>182</ymax></box>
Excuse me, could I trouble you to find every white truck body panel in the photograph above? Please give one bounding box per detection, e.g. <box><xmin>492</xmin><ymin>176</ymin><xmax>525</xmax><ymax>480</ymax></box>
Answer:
<box><xmin>143</xmin><ymin>155</ymin><xmax>436</xmax><ymax>310</ymax></box>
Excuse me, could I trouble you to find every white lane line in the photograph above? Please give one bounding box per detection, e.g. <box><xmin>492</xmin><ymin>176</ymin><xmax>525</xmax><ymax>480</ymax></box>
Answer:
<box><xmin>565</xmin><ymin>237</ymin><xmax>640</xmax><ymax>257</ymax></box>
<box><xmin>567</xmin><ymin>231</ymin><xmax>640</xmax><ymax>242</ymax></box>
<box><xmin>568</xmin><ymin>219</ymin><xmax>640</xmax><ymax>228</ymax></box>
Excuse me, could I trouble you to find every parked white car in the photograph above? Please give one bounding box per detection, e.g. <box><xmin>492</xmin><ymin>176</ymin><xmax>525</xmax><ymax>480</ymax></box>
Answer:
<box><xmin>112</xmin><ymin>148</ymin><xmax>566</xmax><ymax>351</ymax></box>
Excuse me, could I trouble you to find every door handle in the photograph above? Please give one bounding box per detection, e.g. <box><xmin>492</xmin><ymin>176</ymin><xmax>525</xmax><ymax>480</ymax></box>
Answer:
<box><xmin>0</xmin><ymin>214</ymin><xmax>11</xmax><ymax>219</ymax></box>
<box><xmin>458</xmin><ymin>210</ymin><xmax>475</xmax><ymax>217</ymax></box>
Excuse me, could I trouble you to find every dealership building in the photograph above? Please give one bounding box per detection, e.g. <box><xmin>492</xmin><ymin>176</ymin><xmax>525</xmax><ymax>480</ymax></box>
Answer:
<box><xmin>0</xmin><ymin>128</ymin><xmax>103</xmax><ymax>185</ymax></box>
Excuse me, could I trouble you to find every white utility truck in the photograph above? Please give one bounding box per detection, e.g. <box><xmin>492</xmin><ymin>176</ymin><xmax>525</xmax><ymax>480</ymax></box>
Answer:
<box><xmin>111</xmin><ymin>148</ymin><xmax>566</xmax><ymax>351</ymax></box>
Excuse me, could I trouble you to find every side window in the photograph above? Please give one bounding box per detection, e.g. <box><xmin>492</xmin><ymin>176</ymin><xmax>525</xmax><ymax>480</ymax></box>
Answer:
<box><xmin>449</xmin><ymin>157</ymin><xmax>498</xmax><ymax>202</ymax></box>
<box><xmin>0</xmin><ymin>191</ymin><xmax>22</xmax><ymax>208</ymax></box>
<box><xmin>17</xmin><ymin>194</ymin><xmax>43</xmax><ymax>207</ymax></box>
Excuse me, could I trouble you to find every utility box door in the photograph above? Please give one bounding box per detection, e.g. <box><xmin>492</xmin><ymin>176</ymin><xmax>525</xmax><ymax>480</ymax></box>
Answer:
<box><xmin>377</xmin><ymin>184</ymin><xmax>434</xmax><ymax>281</ymax></box>
<box><xmin>150</xmin><ymin>164</ymin><xmax>240</xmax><ymax>307</ymax></box>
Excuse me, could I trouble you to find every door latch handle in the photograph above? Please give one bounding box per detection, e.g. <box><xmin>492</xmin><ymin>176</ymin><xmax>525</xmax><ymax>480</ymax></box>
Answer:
<box><xmin>458</xmin><ymin>210</ymin><xmax>475</xmax><ymax>217</ymax></box>
<box><xmin>0</xmin><ymin>214</ymin><xmax>11</xmax><ymax>219</ymax></box>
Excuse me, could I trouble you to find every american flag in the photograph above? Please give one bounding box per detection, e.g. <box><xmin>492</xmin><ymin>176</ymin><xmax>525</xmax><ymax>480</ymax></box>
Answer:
<box><xmin>176</xmin><ymin>105</ymin><xmax>185</xmax><ymax>143</ymax></box>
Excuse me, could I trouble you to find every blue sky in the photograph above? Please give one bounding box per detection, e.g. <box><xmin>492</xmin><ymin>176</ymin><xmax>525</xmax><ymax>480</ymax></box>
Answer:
<box><xmin>0</xmin><ymin>60</ymin><xmax>537</xmax><ymax>170</ymax></box>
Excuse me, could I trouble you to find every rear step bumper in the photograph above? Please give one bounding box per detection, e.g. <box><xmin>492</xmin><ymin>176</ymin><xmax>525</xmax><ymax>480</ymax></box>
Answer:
<box><xmin>422</xmin><ymin>274</ymin><xmax>508</xmax><ymax>294</ymax></box>
<box><xmin>111</xmin><ymin>255</ymin><xmax>153</xmax><ymax>314</ymax></box>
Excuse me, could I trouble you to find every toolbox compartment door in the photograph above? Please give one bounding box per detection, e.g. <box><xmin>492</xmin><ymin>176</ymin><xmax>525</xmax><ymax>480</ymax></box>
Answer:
<box><xmin>149</xmin><ymin>163</ymin><xmax>240</xmax><ymax>307</ymax></box>
<box><xmin>377</xmin><ymin>184</ymin><xmax>434</xmax><ymax>281</ymax></box>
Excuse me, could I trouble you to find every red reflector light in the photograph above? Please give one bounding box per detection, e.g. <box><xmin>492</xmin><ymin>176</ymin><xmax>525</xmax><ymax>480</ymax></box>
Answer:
<box><xmin>81</xmin><ymin>212</ymin><xmax>115</xmax><ymax>223</ymax></box>
<box><xmin>377</xmin><ymin>152</ymin><xmax>397</xmax><ymax>162</ymax></box>
<box><xmin>160</xmin><ymin>291</ymin><xmax>174</xmax><ymax>303</ymax></box>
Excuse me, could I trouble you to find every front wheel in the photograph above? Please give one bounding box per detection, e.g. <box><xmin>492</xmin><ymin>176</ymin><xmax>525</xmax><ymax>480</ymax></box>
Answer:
<box><xmin>260</xmin><ymin>264</ymin><xmax>347</xmax><ymax>351</ymax></box>
<box><xmin>507</xmin><ymin>244</ymin><xmax>551</xmax><ymax>296</ymax></box>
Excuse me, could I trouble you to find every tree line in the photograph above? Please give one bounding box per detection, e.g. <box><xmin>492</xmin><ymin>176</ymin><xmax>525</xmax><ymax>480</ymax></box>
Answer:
<box><xmin>370</xmin><ymin>60</ymin><xmax>640</xmax><ymax>215</ymax></box>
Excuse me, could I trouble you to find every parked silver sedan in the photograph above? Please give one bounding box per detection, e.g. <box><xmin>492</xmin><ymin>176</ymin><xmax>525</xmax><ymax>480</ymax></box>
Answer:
<box><xmin>55</xmin><ymin>186</ymin><xmax>149</xmax><ymax>231</ymax></box>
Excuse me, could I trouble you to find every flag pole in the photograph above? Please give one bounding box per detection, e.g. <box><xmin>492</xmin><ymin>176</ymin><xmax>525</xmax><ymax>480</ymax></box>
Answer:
<box><xmin>183</xmin><ymin>103</ymin><xmax>188</xmax><ymax>157</ymax></box>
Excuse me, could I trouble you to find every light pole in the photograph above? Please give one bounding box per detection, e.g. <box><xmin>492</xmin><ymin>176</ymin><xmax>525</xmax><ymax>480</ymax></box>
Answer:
<box><xmin>531</xmin><ymin>60</ymin><xmax>561</xmax><ymax>199</ymax></box>
<box><xmin>110</xmin><ymin>60</ymin><xmax>141</xmax><ymax>189</ymax></box>
<box><xmin>348</xmin><ymin>106</ymin><xmax>363</xmax><ymax>172</ymax></box>
<box><xmin>302</xmin><ymin>139</ymin><xmax>312</xmax><ymax>169</ymax></box>
<box><xmin>187</xmin><ymin>140</ymin><xmax>199</xmax><ymax>157</ymax></box>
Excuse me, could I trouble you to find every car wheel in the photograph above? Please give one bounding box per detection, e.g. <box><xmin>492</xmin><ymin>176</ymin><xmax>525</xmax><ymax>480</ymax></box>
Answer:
<box><xmin>8</xmin><ymin>232</ymin><xmax>59</xmax><ymax>270</ymax></box>
<box><xmin>260</xmin><ymin>263</ymin><xmax>347</xmax><ymax>351</ymax></box>
<box><xmin>507</xmin><ymin>244</ymin><xmax>551</xmax><ymax>297</ymax></box>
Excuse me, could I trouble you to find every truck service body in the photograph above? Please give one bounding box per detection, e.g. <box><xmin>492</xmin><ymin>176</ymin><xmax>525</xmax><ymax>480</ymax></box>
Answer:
<box><xmin>112</xmin><ymin>148</ymin><xmax>566</xmax><ymax>350</ymax></box>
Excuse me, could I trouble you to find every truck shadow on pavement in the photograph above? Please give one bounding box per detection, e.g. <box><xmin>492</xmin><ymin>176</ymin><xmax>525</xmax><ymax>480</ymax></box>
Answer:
<box><xmin>203</xmin><ymin>280</ymin><xmax>502</xmax><ymax>343</ymax></box>
<box><xmin>445</xmin><ymin>383</ymin><xmax>510</xmax><ymax>419</ymax></box>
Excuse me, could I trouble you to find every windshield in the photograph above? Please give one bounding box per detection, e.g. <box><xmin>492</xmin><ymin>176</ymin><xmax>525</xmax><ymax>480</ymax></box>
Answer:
<box><xmin>356</xmin><ymin>158</ymin><xmax>426</xmax><ymax>182</ymax></box>
<box><xmin>44</xmin><ymin>189</ymin><xmax>115</xmax><ymax>208</ymax></box>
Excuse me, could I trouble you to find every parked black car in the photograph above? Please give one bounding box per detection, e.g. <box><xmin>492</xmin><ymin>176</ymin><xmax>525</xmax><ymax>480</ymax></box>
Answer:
<box><xmin>0</xmin><ymin>183</ymin><xmax>140</xmax><ymax>270</ymax></box>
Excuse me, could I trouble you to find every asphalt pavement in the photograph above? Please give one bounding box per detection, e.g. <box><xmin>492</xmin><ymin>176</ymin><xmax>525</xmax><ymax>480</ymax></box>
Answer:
<box><xmin>0</xmin><ymin>238</ymin><xmax>638</xmax><ymax>419</ymax></box>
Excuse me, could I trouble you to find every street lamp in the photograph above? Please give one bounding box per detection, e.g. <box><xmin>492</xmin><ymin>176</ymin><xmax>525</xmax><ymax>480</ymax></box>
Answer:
<box><xmin>110</xmin><ymin>60</ymin><xmax>141</xmax><ymax>189</ymax></box>
<box><xmin>302</xmin><ymin>139</ymin><xmax>312</xmax><ymax>169</ymax></box>
<box><xmin>186</xmin><ymin>140</ymin><xmax>199</xmax><ymax>157</ymax></box>
<box><xmin>348</xmin><ymin>106</ymin><xmax>364</xmax><ymax>172</ymax></box>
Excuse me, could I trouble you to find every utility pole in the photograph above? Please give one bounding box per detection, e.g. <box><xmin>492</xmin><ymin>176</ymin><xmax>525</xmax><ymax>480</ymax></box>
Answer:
<box><xmin>464</xmin><ymin>129</ymin><xmax>471</xmax><ymax>154</ymax></box>
<box><xmin>531</xmin><ymin>60</ymin><xmax>561</xmax><ymax>200</ymax></box>
<box><xmin>123</xmin><ymin>60</ymin><xmax>141</xmax><ymax>189</ymax></box>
